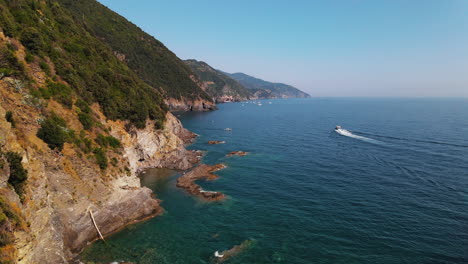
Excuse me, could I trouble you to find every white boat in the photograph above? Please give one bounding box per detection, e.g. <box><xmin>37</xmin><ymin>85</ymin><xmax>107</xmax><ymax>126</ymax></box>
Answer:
<box><xmin>335</xmin><ymin>125</ymin><xmax>342</xmax><ymax>130</ymax></box>
<box><xmin>224</xmin><ymin>128</ymin><xmax>232</xmax><ymax>131</ymax></box>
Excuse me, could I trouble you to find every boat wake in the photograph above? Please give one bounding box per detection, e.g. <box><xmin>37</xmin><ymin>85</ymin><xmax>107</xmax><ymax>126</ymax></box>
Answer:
<box><xmin>335</xmin><ymin>128</ymin><xmax>382</xmax><ymax>145</ymax></box>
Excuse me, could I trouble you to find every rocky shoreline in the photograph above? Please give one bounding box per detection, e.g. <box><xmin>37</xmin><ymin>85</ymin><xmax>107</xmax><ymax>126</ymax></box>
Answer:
<box><xmin>176</xmin><ymin>164</ymin><xmax>227</xmax><ymax>201</ymax></box>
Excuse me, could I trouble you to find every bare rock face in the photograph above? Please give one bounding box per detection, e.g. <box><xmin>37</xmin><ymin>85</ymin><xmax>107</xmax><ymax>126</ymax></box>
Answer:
<box><xmin>0</xmin><ymin>79</ymin><xmax>200</xmax><ymax>263</ymax></box>
<box><xmin>109</xmin><ymin>112</ymin><xmax>201</xmax><ymax>172</ymax></box>
<box><xmin>165</xmin><ymin>98</ymin><xmax>217</xmax><ymax>112</ymax></box>
<box><xmin>176</xmin><ymin>164</ymin><xmax>226</xmax><ymax>201</ymax></box>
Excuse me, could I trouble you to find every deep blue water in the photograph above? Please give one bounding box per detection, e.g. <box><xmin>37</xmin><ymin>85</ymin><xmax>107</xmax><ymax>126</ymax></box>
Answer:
<box><xmin>81</xmin><ymin>98</ymin><xmax>468</xmax><ymax>264</ymax></box>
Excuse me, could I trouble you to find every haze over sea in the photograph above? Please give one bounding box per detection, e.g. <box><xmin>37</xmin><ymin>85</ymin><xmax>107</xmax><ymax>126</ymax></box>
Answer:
<box><xmin>81</xmin><ymin>98</ymin><xmax>468</xmax><ymax>264</ymax></box>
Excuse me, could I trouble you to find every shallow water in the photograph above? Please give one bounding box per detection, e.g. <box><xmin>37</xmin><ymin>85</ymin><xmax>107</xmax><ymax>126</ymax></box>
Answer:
<box><xmin>81</xmin><ymin>98</ymin><xmax>468</xmax><ymax>264</ymax></box>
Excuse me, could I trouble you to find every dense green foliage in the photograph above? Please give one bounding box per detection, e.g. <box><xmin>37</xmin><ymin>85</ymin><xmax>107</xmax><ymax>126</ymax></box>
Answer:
<box><xmin>95</xmin><ymin>134</ymin><xmax>121</xmax><ymax>149</ymax></box>
<box><xmin>36</xmin><ymin>113</ymin><xmax>69</xmax><ymax>151</ymax></box>
<box><xmin>60</xmin><ymin>0</ymin><xmax>211</xmax><ymax>102</ymax></box>
<box><xmin>93</xmin><ymin>147</ymin><xmax>107</xmax><ymax>170</ymax></box>
<box><xmin>0</xmin><ymin>0</ymin><xmax>167</xmax><ymax>128</ymax></box>
<box><xmin>226</xmin><ymin>72</ymin><xmax>310</xmax><ymax>98</ymax></box>
<box><xmin>0</xmin><ymin>44</ymin><xmax>24</xmax><ymax>79</ymax></box>
<box><xmin>78</xmin><ymin>112</ymin><xmax>93</xmax><ymax>130</ymax></box>
<box><xmin>5</xmin><ymin>111</ymin><xmax>15</xmax><ymax>128</ymax></box>
<box><xmin>185</xmin><ymin>59</ymin><xmax>252</xmax><ymax>101</ymax></box>
<box><xmin>5</xmin><ymin>152</ymin><xmax>27</xmax><ymax>196</ymax></box>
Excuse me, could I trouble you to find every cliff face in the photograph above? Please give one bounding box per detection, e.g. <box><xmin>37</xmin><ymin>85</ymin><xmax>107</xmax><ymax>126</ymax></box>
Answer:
<box><xmin>0</xmin><ymin>35</ymin><xmax>200</xmax><ymax>262</ymax></box>
<box><xmin>0</xmin><ymin>74</ymin><xmax>198</xmax><ymax>263</ymax></box>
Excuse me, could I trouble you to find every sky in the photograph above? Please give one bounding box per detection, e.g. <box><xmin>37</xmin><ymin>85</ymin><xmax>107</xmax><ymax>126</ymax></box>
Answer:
<box><xmin>98</xmin><ymin>0</ymin><xmax>468</xmax><ymax>97</ymax></box>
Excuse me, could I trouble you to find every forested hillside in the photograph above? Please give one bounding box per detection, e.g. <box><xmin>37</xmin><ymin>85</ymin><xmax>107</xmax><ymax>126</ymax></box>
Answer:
<box><xmin>60</xmin><ymin>0</ymin><xmax>212</xmax><ymax>102</ymax></box>
<box><xmin>0</xmin><ymin>0</ymin><xmax>169</xmax><ymax>128</ymax></box>
<box><xmin>185</xmin><ymin>59</ymin><xmax>252</xmax><ymax>102</ymax></box>
<box><xmin>226</xmin><ymin>72</ymin><xmax>310</xmax><ymax>99</ymax></box>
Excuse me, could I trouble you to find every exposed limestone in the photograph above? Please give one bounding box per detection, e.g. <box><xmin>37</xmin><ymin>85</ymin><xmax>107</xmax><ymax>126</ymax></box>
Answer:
<box><xmin>226</xmin><ymin>151</ymin><xmax>248</xmax><ymax>157</ymax></box>
<box><xmin>0</xmin><ymin>76</ymin><xmax>200</xmax><ymax>263</ymax></box>
<box><xmin>176</xmin><ymin>164</ymin><xmax>226</xmax><ymax>201</ymax></box>
<box><xmin>165</xmin><ymin>98</ymin><xmax>217</xmax><ymax>112</ymax></box>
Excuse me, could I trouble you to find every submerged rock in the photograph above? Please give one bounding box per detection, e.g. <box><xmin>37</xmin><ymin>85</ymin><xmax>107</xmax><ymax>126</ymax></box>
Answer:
<box><xmin>226</xmin><ymin>151</ymin><xmax>248</xmax><ymax>157</ymax></box>
<box><xmin>176</xmin><ymin>164</ymin><xmax>226</xmax><ymax>201</ymax></box>
<box><xmin>213</xmin><ymin>240</ymin><xmax>254</xmax><ymax>263</ymax></box>
<box><xmin>208</xmin><ymin>141</ymin><xmax>225</xmax><ymax>145</ymax></box>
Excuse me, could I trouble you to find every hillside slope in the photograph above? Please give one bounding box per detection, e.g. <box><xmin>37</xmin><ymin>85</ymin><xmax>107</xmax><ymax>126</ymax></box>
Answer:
<box><xmin>185</xmin><ymin>59</ymin><xmax>252</xmax><ymax>102</ymax></box>
<box><xmin>0</xmin><ymin>1</ymin><xmax>202</xmax><ymax>262</ymax></box>
<box><xmin>60</xmin><ymin>0</ymin><xmax>215</xmax><ymax>111</ymax></box>
<box><xmin>226</xmin><ymin>72</ymin><xmax>310</xmax><ymax>99</ymax></box>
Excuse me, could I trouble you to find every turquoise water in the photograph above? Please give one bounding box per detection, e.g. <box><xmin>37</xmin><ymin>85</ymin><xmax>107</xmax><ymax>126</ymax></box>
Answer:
<box><xmin>81</xmin><ymin>98</ymin><xmax>468</xmax><ymax>264</ymax></box>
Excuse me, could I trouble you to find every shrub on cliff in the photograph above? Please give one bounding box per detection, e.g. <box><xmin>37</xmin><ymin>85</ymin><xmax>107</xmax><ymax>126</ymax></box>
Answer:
<box><xmin>37</xmin><ymin>114</ymin><xmax>68</xmax><ymax>151</ymax></box>
<box><xmin>78</xmin><ymin>112</ymin><xmax>93</xmax><ymax>130</ymax></box>
<box><xmin>5</xmin><ymin>152</ymin><xmax>27</xmax><ymax>197</ymax></box>
<box><xmin>5</xmin><ymin>111</ymin><xmax>15</xmax><ymax>128</ymax></box>
<box><xmin>93</xmin><ymin>148</ymin><xmax>108</xmax><ymax>170</ymax></box>
<box><xmin>96</xmin><ymin>134</ymin><xmax>121</xmax><ymax>149</ymax></box>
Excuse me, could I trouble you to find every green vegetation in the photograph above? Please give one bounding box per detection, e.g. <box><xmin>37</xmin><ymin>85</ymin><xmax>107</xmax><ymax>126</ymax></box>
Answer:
<box><xmin>60</xmin><ymin>0</ymin><xmax>211</xmax><ymax>102</ymax></box>
<box><xmin>0</xmin><ymin>44</ymin><xmax>24</xmax><ymax>79</ymax></box>
<box><xmin>75</xmin><ymin>130</ymin><xmax>93</xmax><ymax>154</ymax></box>
<box><xmin>5</xmin><ymin>152</ymin><xmax>27</xmax><ymax>197</ymax></box>
<box><xmin>93</xmin><ymin>147</ymin><xmax>107</xmax><ymax>170</ymax></box>
<box><xmin>226</xmin><ymin>72</ymin><xmax>310</xmax><ymax>99</ymax></box>
<box><xmin>36</xmin><ymin>113</ymin><xmax>69</xmax><ymax>151</ymax></box>
<box><xmin>78</xmin><ymin>112</ymin><xmax>93</xmax><ymax>130</ymax></box>
<box><xmin>95</xmin><ymin>134</ymin><xmax>121</xmax><ymax>149</ymax></box>
<box><xmin>5</xmin><ymin>111</ymin><xmax>15</xmax><ymax>128</ymax></box>
<box><xmin>185</xmin><ymin>59</ymin><xmax>252</xmax><ymax>101</ymax></box>
<box><xmin>0</xmin><ymin>0</ymin><xmax>168</xmax><ymax>128</ymax></box>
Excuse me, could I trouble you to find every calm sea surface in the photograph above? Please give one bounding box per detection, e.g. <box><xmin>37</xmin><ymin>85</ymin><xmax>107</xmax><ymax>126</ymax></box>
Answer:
<box><xmin>81</xmin><ymin>98</ymin><xmax>468</xmax><ymax>264</ymax></box>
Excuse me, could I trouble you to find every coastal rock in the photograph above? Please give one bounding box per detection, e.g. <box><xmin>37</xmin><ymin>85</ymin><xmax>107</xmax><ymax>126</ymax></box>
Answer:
<box><xmin>176</xmin><ymin>164</ymin><xmax>226</xmax><ymax>201</ymax></box>
<box><xmin>208</xmin><ymin>141</ymin><xmax>225</xmax><ymax>145</ymax></box>
<box><xmin>0</xmin><ymin>75</ymin><xmax>200</xmax><ymax>263</ymax></box>
<box><xmin>226</xmin><ymin>151</ymin><xmax>248</xmax><ymax>157</ymax></box>
<box><xmin>165</xmin><ymin>98</ymin><xmax>217</xmax><ymax>112</ymax></box>
<box><xmin>213</xmin><ymin>240</ymin><xmax>254</xmax><ymax>263</ymax></box>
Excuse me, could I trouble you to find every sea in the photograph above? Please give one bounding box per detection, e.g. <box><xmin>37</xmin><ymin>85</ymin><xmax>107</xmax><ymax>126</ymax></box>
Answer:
<box><xmin>81</xmin><ymin>98</ymin><xmax>468</xmax><ymax>264</ymax></box>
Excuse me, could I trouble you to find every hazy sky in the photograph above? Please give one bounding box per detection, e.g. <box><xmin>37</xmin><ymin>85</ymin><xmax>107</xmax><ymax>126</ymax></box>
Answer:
<box><xmin>98</xmin><ymin>0</ymin><xmax>468</xmax><ymax>97</ymax></box>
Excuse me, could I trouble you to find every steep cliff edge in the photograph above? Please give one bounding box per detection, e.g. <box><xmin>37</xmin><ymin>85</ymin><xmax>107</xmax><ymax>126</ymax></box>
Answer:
<box><xmin>0</xmin><ymin>30</ymin><xmax>200</xmax><ymax>263</ymax></box>
<box><xmin>0</xmin><ymin>76</ymin><xmax>199</xmax><ymax>262</ymax></box>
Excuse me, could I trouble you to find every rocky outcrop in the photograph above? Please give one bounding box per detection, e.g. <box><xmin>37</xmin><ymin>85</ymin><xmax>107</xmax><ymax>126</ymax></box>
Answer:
<box><xmin>226</xmin><ymin>151</ymin><xmax>248</xmax><ymax>157</ymax></box>
<box><xmin>165</xmin><ymin>98</ymin><xmax>217</xmax><ymax>112</ymax></box>
<box><xmin>176</xmin><ymin>164</ymin><xmax>226</xmax><ymax>201</ymax></box>
<box><xmin>213</xmin><ymin>240</ymin><xmax>254</xmax><ymax>263</ymax></box>
<box><xmin>208</xmin><ymin>141</ymin><xmax>225</xmax><ymax>145</ymax></box>
<box><xmin>0</xmin><ymin>76</ymin><xmax>201</xmax><ymax>263</ymax></box>
<box><xmin>108</xmin><ymin>112</ymin><xmax>201</xmax><ymax>172</ymax></box>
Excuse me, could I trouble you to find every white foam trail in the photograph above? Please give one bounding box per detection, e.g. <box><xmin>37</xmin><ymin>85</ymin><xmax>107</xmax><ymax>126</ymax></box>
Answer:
<box><xmin>335</xmin><ymin>129</ymin><xmax>382</xmax><ymax>144</ymax></box>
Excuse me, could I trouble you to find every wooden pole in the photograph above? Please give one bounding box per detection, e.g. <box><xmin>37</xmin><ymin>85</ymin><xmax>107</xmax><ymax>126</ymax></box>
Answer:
<box><xmin>88</xmin><ymin>209</ymin><xmax>105</xmax><ymax>241</ymax></box>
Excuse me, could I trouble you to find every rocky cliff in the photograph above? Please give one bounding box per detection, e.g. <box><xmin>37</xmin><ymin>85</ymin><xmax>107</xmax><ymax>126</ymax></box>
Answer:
<box><xmin>0</xmin><ymin>33</ymin><xmax>200</xmax><ymax>263</ymax></box>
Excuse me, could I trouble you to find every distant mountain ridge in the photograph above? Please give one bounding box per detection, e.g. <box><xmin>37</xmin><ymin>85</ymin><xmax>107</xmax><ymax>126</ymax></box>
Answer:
<box><xmin>184</xmin><ymin>59</ymin><xmax>252</xmax><ymax>102</ymax></box>
<box><xmin>225</xmin><ymin>72</ymin><xmax>310</xmax><ymax>99</ymax></box>
<box><xmin>186</xmin><ymin>60</ymin><xmax>310</xmax><ymax>100</ymax></box>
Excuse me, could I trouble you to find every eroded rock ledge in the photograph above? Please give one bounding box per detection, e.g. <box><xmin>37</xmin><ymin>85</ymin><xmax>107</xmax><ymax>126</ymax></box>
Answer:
<box><xmin>176</xmin><ymin>164</ymin><xmax>226</xmax><ymax>201</ymax></box>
